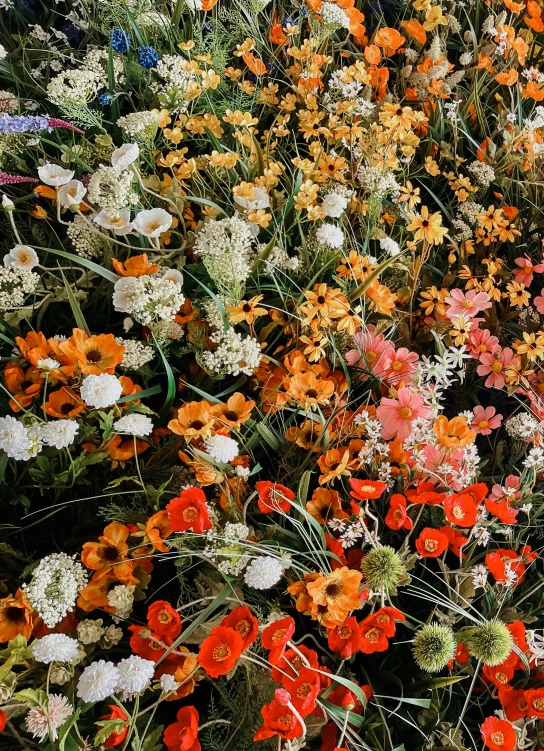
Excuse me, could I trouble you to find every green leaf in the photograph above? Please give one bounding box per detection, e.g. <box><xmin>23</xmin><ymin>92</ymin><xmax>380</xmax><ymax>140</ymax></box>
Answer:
<box><xmin>256</xmin><ymin>423</ymin><xmax>283</xmax><ymax>452</ymax></box>
<box><xmin>153</xmin><ymin>336</ymin><xmax>176</xmax><ymax>423</ymax></box>
<box><xmin>35</xmin><ymin>246</ymin><xmax>118</xmax><ymax>282</ymax></box>
<box><xmin>59</xmin><ymin>266</ymin><xmax>90</xmax><ymax>335</ymax></box>
<box><xmin>409</xmin><ymin>675</ymin><xmax>468</xmax><ymax>693</ymax></box>
<box><xmin>12</xmin><ymin>688</ymin><xmax>48</xmax><ymax>707</ymax></box>
<box><xmin>116</xmin><ymin>384</ymin><xmax>162</xmax><ymax>403</ymax></box>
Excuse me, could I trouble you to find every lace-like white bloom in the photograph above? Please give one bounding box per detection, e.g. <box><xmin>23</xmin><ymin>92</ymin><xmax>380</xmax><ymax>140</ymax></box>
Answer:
<box><xmin>116</xmin><ymin>338</ymin><xmax>154</xmax><ymax>370</ymax></box>
<box><xmin>133</xmin><ymin>208</ymin><xmax>172</xmax><ymax>238</ymax></box>
<box><xmin>116</xmin><ymin>655</ymin><xmax>155</xmax><ymax>695</ymax></box>
<box><xmin>57</xmin><ymin>180</ymin><xmax>86</xmax><ymax>209</ymax></box>
<box><xmin>0</xmin><ymin>266</ymin><xmax>40</xmax><ymax>310</ymax></box>
<box><xmin>379</xmin><ymin>236</ymin><xmax>401</xmax><ymax>257</ymax></box>
<box><xmin>38</xmin><ymin>420</ymin><xmax>79</xmax><ymax>449</ymax></box>
<box><xmin>111</xmin><ymin>143</ymin><xmax>139</xmax><ymax>170</ymax></box>
<box><xmin>33</xmin><ymin>634</ymin><xmax>79</xmax><ymax>664</ymax></box>
<box><xmin>26</xmin><ymin>695</ymin><xmax>73</xmax><ymax>741</ymax></box>
<box><xmin>77</xmin><ymin>619</ymin><xmax>105</xmax><ymax>645</ymax></box>
<box><xmin>77</xmin><ymin>660</ymin><xmax>119</xmax><ymax>702</ymax></box>
<box><xmin>80</xmin><ymin>373</ymin><xmax>123</xmax><ymax>409</ymax></box>
<box><xmin>23</xmin><ymin>553</ymin><xmax>88</xmax><ymax>627</ymax></box>
<box><xmin>113</xmin><ymin>275</ymin><xmax>185</xmax><ymax>326</ymax></box>
<box><xmin>201</xmin><ymin>327</ymin><xmax>262</xmax><ymax>377</ymax></box>
<box><xmin>37</xmin><ymin>164</ymin><xmax>74</xmax><ymax>186</ymax></box>
<box><xmin>87</xmin><ymin>166</ymin><xmax>134</xmax><ymax>214</ymax></box>
<box><xmin>316</xmin><ymin>223</ymin><xmax>344</xmax><ymax>248</ymax></box>
<box><xmin>321</xmin><ymin>1</ymin><xmax>350</xmax><ymax>28</ymax></box>
<box><xmin>3</xmin><ymin>245</ymin><xmax>39</xmax><ymax>270</ymax></box>
<box><xmin>117</xmin><ymin>112</ymin><xmax>160</xmax><ymax>139</ymax></box>
<box><xmin>113</xmin><ymin>414</ymin><xmax>153</xmax><ymax>436</ymax></box>
<box><xmin>322</xmin><ymin>192</ymin><xmax>348</xmax><ymax>218</ymax></box>
<box><xmin>193</xmin><ymin>216</ymin><xmax>255</xmax><ymax>296</ymax></box>
<box><xmin>205</xmin><ymin>434</ymin><xmax>239</xmax><ymax>463</ymax></box>
<box><xmin>244</xmin><ymin>556</ymin><xmax>283</xmax><ymax>589</ymax></box>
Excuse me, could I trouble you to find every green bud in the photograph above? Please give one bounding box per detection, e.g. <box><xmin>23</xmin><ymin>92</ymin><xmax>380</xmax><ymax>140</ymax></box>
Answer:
<box><xmin>361</xmin><ymin>545</ymin><xmax>405</xmax><ymax>591</ymax></box>
<box><xmin>466</xmin><ymin>620</ymin><xmax>513</xmax><ymax>666</ymax></box>
<box><xmin>413</xmin><ymin>623</ymin><xmax>456</xmax><ymax>672</ymax></box>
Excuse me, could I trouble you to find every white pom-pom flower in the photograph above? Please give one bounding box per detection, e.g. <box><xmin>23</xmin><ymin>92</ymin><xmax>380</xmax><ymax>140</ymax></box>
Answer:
<box><xmin>32</xmin><ymin>634</ymin><xmax>79</xmax><ymax>664</ymax></box>
<box><xmin>116</xmin><ymin>655</ymin><xmax>155</xmax><ymax>695</ymax></box>
<box><xmin>244</xmin><ymin>556</ymin><xmax>283</xmax><ymax>589</ymax></box>
<box><xmin>77</xmin><ymin>660</ymin><xmax>119</xmax><ymax>702</ymax></box>
<box><xmin>80</xmin><ymin>374</ymin><xmax>123</xmax><ymax>409</ymax></box>
<box><xmin>205</xmin><ymin>434</ymin><xmax>239</xmax><ymax>463</ymax></box>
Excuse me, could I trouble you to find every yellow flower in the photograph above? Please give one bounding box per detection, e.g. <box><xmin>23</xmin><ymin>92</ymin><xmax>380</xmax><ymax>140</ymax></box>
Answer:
<box><xmin>397</xmin><ymin>181</ymin><xmax>421</xmax><ymax>209</ymax></box>
<box><xmin>206</xmin><ymin>151</ymin><xmax>239</xmax><ymax>169</ymax></box>
<box><xmin>248</xmin><ymin>209</ymin><xmax>272</xmax><ymax>228</ymax></box>
<box><xmin>201</xmin><ymin>69</ymin><xmax>220</xmax><ymax>89</ymax></box>
<box><xmin>424</xmin><ymin>156</ymin><xmax>440</xmax><ymax>175</ymax></box>
<box><xmin>424</xmin><ymin>5</ymin><xmax>448</xmax><ymax>30</ymax></box>
<box><xmin>516</xmin><ymin>332</ymin><xmax>544</xmax><ymax>361</ymax></box>
<box><xmin>153</xmin><ymin>108</ymin><xmax>171</xmax><ymax>128</ymax></box>
<box><xmin>407</xmin><ymin>206</ymin><xmax>447</xmax><ymax>245</ymax></box>
<box><xmin>506</xmin><ymin>281</ymin><xmax>530</xmax><ymax>308</ymax></box>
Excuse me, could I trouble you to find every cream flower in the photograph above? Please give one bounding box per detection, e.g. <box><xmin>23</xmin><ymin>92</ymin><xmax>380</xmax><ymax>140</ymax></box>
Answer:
<box><xmin>111</xmin><ymin>142</ymin><xmax>140</xmax><ymax>170</ymax></box>
<box><xmin>133</xmin><ymin>208</ymin><xmax>172</xmax><ymax>237</ymax></box>
<box><xmin>94</xmin><ymin>209</ymin><xmax>134</xmax><ymax>236</ymax></box>
<box><xmin>3</xmin><ymin>245</ymin><xmax>39</xmax><ymax>270</ymax></box>
<box><xmin>37</xmin><ymin>163</ymin><xmax>74</xmax><ymax>186</ymax></box>
<box><xmin>57</xmin><ymin>180</ymin><xmax>87</xmax><ymax>209</ymax></box>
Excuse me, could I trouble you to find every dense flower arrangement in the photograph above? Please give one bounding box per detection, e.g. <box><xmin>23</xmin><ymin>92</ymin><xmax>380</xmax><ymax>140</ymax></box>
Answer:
<box><xmin>1</xmin><ymin>0</ymin><xmax>544</xmax><ymax>749</ymax></box>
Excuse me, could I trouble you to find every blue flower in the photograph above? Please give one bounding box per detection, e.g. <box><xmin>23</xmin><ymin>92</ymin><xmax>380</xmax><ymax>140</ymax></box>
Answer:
<box><xmin>111</xmin><ymin>29</ymin><xmax>131</xmax><ymax>54</ymax></box>
<box><xmin>98</xmin><ymin>94</ymin><xmax>112</xmax><ymax>106</ymax></box>
<box><xmin>137</xmin><ymin>46</ymin><xmax>159</xmax><ymax>69</ymax></box>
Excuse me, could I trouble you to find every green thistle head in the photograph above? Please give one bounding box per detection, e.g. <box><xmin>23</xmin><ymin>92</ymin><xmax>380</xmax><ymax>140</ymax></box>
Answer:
<box><xmin>466</xmin><ymin>620</ymin><xmax>513</xmax><ymax>666</ymax></box>
<box><xmin>413</xmin><ymin>624</ymin><xmax>456</xmax><ymax>673</ymax></box>
<box><xmin>362</xmin><ymin>546</ymin><xmax>405</xmax><ymax>591</ymax></box>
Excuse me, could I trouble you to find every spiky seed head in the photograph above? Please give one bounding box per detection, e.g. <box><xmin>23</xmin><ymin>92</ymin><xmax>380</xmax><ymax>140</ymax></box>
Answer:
<box><xmin>361</xmin><ymin>546</ymin><xmax>405</xmax><ymax>591</ymax></box>
<box><xmin>413</xmin><ymin>623</ymin><xmax>456</xmax><ymax>673</ymax></box>
<box><xmin>466</xmin><ymin>620</ymin><xmax>513</xmax><ymax>666</ymax></box>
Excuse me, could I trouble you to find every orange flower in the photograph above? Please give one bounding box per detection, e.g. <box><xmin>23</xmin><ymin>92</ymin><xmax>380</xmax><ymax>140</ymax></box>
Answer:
<box><xmin>349</xmin><ymin>479</ymin><xmax>387</xmax><ymax>501</ymax></box>
<box><xmin>286</xmin><ymin>371</ymin><xmax>335</xmax><ymax>407</ymax></box>
<box><xmin>4</xmin><ymin>364</ymin><xmax>41</xmax><ymax>412</ymax></box>
<box><xmin>212</xmin><ymin>392</ymin><xmax>255</xmax><ymax>429</ymax></box>
<box><xmin>363</xmin><ymin>44</ymin><xmax>381</xmax><ymax>65</ymax></box>
<box><xmin>145</xmin><ymin>510</ymin><xmax>173</xmax><ymax>552</ymax></box>
<box><xmin>285</xmin><ymin>420</ymin><xmax>325</xmax><ymax>451</ymax></box>
<box><xmin>481</xmin><ymin>717</ymin><xmax>516</xmax><ymax>751</ymax></box>
<box><xmin>81</xmin><ymin>522</ymin><xmax>135</xmax><ymax>581</ymax></box>
<box><xmin>373</xmin><ymin>27</ymin><xmax>405</xmax><ymax>56</ymax></box>
<box><xmin>242</xmin><ymin>52</ymin><xmax>267</xmax><ymax>76</ymax></box>
<box><xmin>198</xmin><ymin>625</ymin><xmax>244</xmax><ymax>677</ymax></box>
<box><xmin>112</xmin><ymin>254</ymin><xmax>159</xmax><ymax>277</ymax></box>
<box><xmin>167</xmin><ymin>487</ymin><xmax>212</xmax><ymax>533</ymax></box>
<box><xmin>59</xmin><ymin>329</ymin><xmax>125</xmax><ymax>375</ymax></box>
<box><xmin>433</xmin><ymin>415</ymin><xmax>476</xmax><ymax>448</ymax></box>
<box><xmin>270</xmin><ymin>23</ymin><xmax>287</xmax><ymax>45</ymax></box>
<box><xmin>168</xmin><ymin>400</ymin><xmax>215</xmax><ymax>439</ymax></box>
<box><xmin>401</xmin><ymin>19</ymin><xmax>427</xmax><ymax>44</ymax></box>
<box><xmin>495</xmin><ymin>69</ymin><xmax>518</xmax><ymax>85</ymax></box>
<box><xmin>0</xmin><ymin>589</ymin><xmax>33</xmax><ymax>643</ymax></box>
<box><xmin>306</xmin><ymin>488</ymin><xmax>347</xmax><ymax>525</ymax></box>
<box><xmin>318</xmin><ymin>448</ymin><xmax>351</xmax><ymax>485</ymax></box>
<box><xmin>306</xmin><ymin>567</ymin><xmax>362</xmax><ymax>625</ymax></box>
<box><xmin>44</xmin><ymin>387</ymin><xmax>85</xmax><ymax>418</ymax></box>
<box><xmin>444</xmin><ymin>493</ymin><xmax>479</xmax><ymax>527</ymax></box>
<box><xmin>415</xmin><ymin>527</ymin><xmax>449</xmax><ymax>557</ymax></box>
<box><xmin>78</xmin><ymin>571</ymin><xmax>139</xmax><ymax>612</ymax></box>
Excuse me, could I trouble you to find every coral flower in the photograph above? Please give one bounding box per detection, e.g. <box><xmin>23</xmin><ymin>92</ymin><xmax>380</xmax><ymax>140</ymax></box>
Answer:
<box><xmin>444</xmin><ymin>288</ymin><xmax>492</xmax><ymax>319</ymax></box>
<box><xmin>261</xmin><ymin>616</ymin><xmax>296</xmax><ymax>664</ymax></box>
<box><xmin>377</xmin><ymin>387</ymin><xmax>432</xmax><ymax>440</ymax></box>
<box><xmin>129</xmin><ymin>624</ymin><xmax>168</xmax><ymax>662</ymax></box>
<box><xmin>433</xmin><ymin>415</ymin><xmax>476</xmax><ymax>448</ymax></box>
<box><xmin>256</xmin><ymin>481</ymin><xmax>294</xmax><ymax>514</ymax></box>
<box><xmin>288</xmin><ymin>667</ymin><xmax>321</xmax><ymax>716</ymax></box>
<box><xmin>385</xmin><ymin>494</ymin><xmax>413</xmax><ymax>530</ymax></box>
<box><xmin>167</xmin><ymin>488</ymin><xmax>212</xmax><ymax>534</ymax></box>
<box><xmin>440</xmin><ymin>526</ymin><xmax>468</xmax><ymax>556</ymax></box>
<box><xmin>253</xmin><ymin>699</ymin><xmax>303</xmax><ymax>741</ymax></box>
<box><xmin>415</xmin><ymin>528</ymin><xmax>449</xmax><ymax>557</ymax></box>
<box><xmin>147</xmin><ymin>600</ymin><xmax>182</xmax><ymax>643</ymax></box>
<box><xmin>345</xmin><ymin>325</ymin><xmax>395</xmax><ymax>377</ymax></box>
<box><xmin>0</xmin><ymin>588</ymin><xmax>33</xmax><ymax>642</ymax></box>
<box><xmin>168</xmin><ymin>400</ymin><xmax>215</xmax><ymax>439</ymax></box>
<box><xmin>486</xmin><ymin>549</ymin><xmax>526</xmax><ymax>585</ymax></box>
<box><xmin>359</xmin><ymin>607</ymin><xmax>404</xmax><ymax>654</ymax></box>
<box><xmin>220</xmin><ymin>606</ymin><xmax>259</xmax><ymax>650</ymax></box>
<box><xmin>405</xmin><ymin>482</ymin><xmax>445</xmax><ymax>505</ymax></box>
<box><xmin>471</xmin><ymin>405</ymin><xmax>503</xmax><ymax>435</ymax></box>
<box><xmin>81</xmin><ymin>522</ymin><xmax>134</xmax><ymax>581</ymax></box>
<box><xmin>112</xmin><ymin>253</ymin><xmax>159</xmax><ymax>277</ymax></box>
<box><xmin>197</xmin><ymin>625</ymin><xmax>244</xmax><ymax>678</ymax></box>
<box><xmin>327</xmin><ymin>616</ymin><xmax>360</xmax><ymax>658</ymax></box>
<box><xmin>306</xmin><ymin>567</ymin><xmax>362</xmax><ymax>624</ymax></box>
<box><xmin>59</xmin><ymin>329</ymin><xmax>125</xmax><ymax>375</ymax></box>
<box><xmin>481</xmin><ymin>716</ymin><xmax>516</xmax><ymax>751</ymax></box>
<box><xmin>163</xmin><ymin>706</ymin><xmax>200</xmax><ymax>751</ymax></box>
<box><xmin>99</xmin><ymin>706</ymin><xmax>129</xmax><ymax>748</ymax></box>
<box><xmin>349</xmin><ymin>478</ymin><xmax>387</xmax><ymax>501</ymax></box>
<box><xmin>443</xmin><ymin>493</ymin><xmax>479</xmax><ymax>527</ymax></box>
<box><xmin>145</xmin><ymin>510</ymin><xmax>173</xmax><ymax>552</ymax></box>
<box><xmin>498</xmin><ymin>687</ymin><xmax>529</xmax><ymax>721</ymax></box>
<box><xmin>477</xmin><ymin>348</ymin><xmax>516</xmax><ymax>390</ymax></box>
<box><xmin>524</xmin><ymin>688</ymin><xmax>544</xmax><ymax>718</ymax></box>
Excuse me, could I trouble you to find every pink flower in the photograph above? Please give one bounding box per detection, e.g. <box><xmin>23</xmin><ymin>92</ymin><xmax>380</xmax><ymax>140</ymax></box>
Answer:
<box><xmin>376</xmin><ymin>387</ymin><xmax>432</xmax><ymax>441</ymax></box>
<box><xmin>534</xmin><ymin>287</ymin><xmax>544</xmax><ymax>315</ymax></box>
<box><xmin>381</xmin><ymin>348</ymin><xmax>419</xmax><ymax>385</ymax></box>
<box><xmin>466</xmin><ymin>328</ymin><xmax>500</xmax><ymax>358</ymax></box>
<box><xmin>476</xmin><ymin>347</ymin><xmax>516</xmax><ymax>390</ymax></box>
<box><xmin>345</xmin><ymin>325</ymin><xmax>395</xmax><ymax>379</ymax></box>
<box><xmin>444</xmin><ymin>289</ymin><xmax>492</xmax><ymax>320</ymax></box>
<box><xmin>471</xmin><ymin>405</ymin><xmax>503</xmax><ymax>435</ymax></box>
<box><xmin>513</xmin><ymin>256</ymin><xmax>544</xmax><ymax>287</ymax></box>
<box><xmin>490</xmin><ymin>475</ymin><xmax>520</xmax><ymax>503</ymax></box>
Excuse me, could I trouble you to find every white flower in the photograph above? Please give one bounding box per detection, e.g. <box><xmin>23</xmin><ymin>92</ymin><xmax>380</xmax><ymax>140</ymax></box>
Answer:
<box><xmin>321</xmin><ymin>1</ymin><xmax>350</xmax><ymax>28</ymax></box>
<box><xmin>316</xmin><ymin>222</ymin><xmax>344</xmax><ymax>248</ymax></box>
<box><xmin>107</xmin><ymin>584</ymin><xmax>135</xmax><ymax>613</ymax></box>
<box><xmin>38</xmin><ymin>420</ymin><xmax>79</xmax><ymax>449</ymax></box>
<box><xmin>57</xmin><ymin>180</ymin><xmax>86</xmax><ymax>209</ymax></box>
<box><xmin>77</xmin><ymin>619</ymin><xmax>104</xmax><ymax>645</ymax></box>
<box><xmin>23</xmin><ymin>553</ymin><xmax>88</xmax><ymax>628</ymax></box>
<box><xmin>111</xmin><ymin>143</ymin><xmax>140</xmax><ymax>170</ymax></box>
<box><xmin>77</xmin><ymin>660</ymin><xmax>119</xmax><ymax>703</ymax></box>
<box><xmin>205</xmin><ymin>434</ymin><xmax>239</xmax><ymax>463</ymax></box>
<box><xmin>80</xmin><ymin>374</ymin><xmax>123</xmax><ymax>409</ymax></box>
<box><xmin>103</xmin><ymin>624</ymin><xmax>123</xmax><ymax>645</ymax></box>
<box><xmin>233</xmin><ymin>186</ymin><xmax>270</xmax><ymax>211</ymax></box>
<box><xmin>244</xmin><ymin>556</ymin><xmax>283</xmax><ymax>589</ymax></box>
<box><xmin>37</xmin><ymin>358</ymin><xmax>61</xmax><ymax>371</ymax></box>
<box><xmin>133</xmin><ymin>208</ymin><xmax>172</xmax><ymax>237</ymax></box>
<box><xmin>162</xmin><ymin>268</ymin><xmax>184</xmax><ymax>285</ymax></box>
<box><xmin>112</xmin><ymin>275</ymin><xmax>185</xmax><ymax>325</ymax></box>
<box><xmin>116</xmin><ymin>655</ymin><xmax>155</xmax><ymax>695</ymax></box>
<box><xmin>3</xmin><ymin>244</ymin><xmax>39</xmax><ymax>270</ymax></box>
<box><xmin>1</xmin><ymin>194</ymin><xmax>14</xmax><ymax>210</ymax></box>
<box><xmin>33</xmin><ymin>634</ymin><xmax>79</xmax><ymax>664</ymax></box>
<box><xmin>0</xmin><ymin>45</ymin><xmax>6</xmax><ymax>61</ymax></box>
<box><xmin>321</xmin><ymin>192</ymin><xmax>348</xmax><ymax>218</ymax></box>
<box><xmin>0</xmin><ymin>416</ymin><xmax>35</xmax><ymax>461</ymax></box>
<box><xmin>379</xmin><ymin>236</ymin><xmax>401</xmax><ymax>257</ymax></box>
<box><xmin>94</xmin><ymin>209</ymin><xmax>133</xmax><ymax>236</ymax></box>
<box><xmin>116</xmin><ymin>338</ymin><xmax>154</xmax><ymax>370</ymax></box>
<box><xmin>160</xmin><ymin>674</ymin><xmax>179</xmax><ymax>693</ymax></box>
<box><xmin>113</xmin><ymin>414</ymin><xmax>153</xmax><ymax>436</ymax></box>
<box><xmin>26</xmin><ymin>695</ymin><xmax>73</xmax><ymax>741</ymax></box>
<box><xmin>37</xmin><ymin>163</ymin><xmax>74</xmax><ymax>187</ymax></box>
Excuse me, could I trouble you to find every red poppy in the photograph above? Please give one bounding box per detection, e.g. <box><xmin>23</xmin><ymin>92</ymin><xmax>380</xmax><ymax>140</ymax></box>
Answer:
<box><xmin>443</xmin><ymin>494</ymin><xmax>478</xmax><ymax>527</ymax></box>
<box><xmin>288</xmin><ymin>667</ymin><xmax>321</xmax><ymax>716</ymax></box>
<box><xmin>485</xmin><ymin>498</ymin><xmax>518</xmax><ymax>524</ymax></box>
<box><xmin>220</xmin><ymin>606</ymin><xmax>259</xmax><ymax>650</ymax></box>
<box><xmin>197</xmin><ymin>625</ymin><xmax>244</xmax><ymax>678</ymax></box>
<box><xmin>167</xmin><ymin>488</ymin><xmax>212</xmax><ymax>534</ymax></box>
<box><xmin>359</xmin><ymin>607</ymin><xmax>404</xmax><ymax>654</ymax></box>
<box><xmin>163</xmin><ymin>706</ymin><xmax>200</xmax><ymax>751</ymax></box>
<box><xmin>271</xmin><ymin>645</ymin><xmax>319</xmax><ymax>685</ymax></box>
<box><xmin>327</xmin><ymin>616</ymin><xmax>360</xmax><ymax>658</ymax></box>
<box><xmin>349</xmin><ymin>478</ymin><xmax>387</xmax><ymax>501</ymax></box>
<box><xmin>415</xmin><ymin>527</ymin><xmax>449</xmax><ymax>557</ymax></box>
<box><xmin>253</xmin><ymin>699</ymin><xmax>303</xmax><ymax>741</ymax></box>
<box><xmin>481</xmin><ymin>716</ymin><xmax>516</xmax><ymax>751</ymax></box>
<box><xmin>256</xmin><ymin>481</ymin><xmax>294</xmax><ymax>513</ymax></box>
<box><xmin>385</xmin><ymin>494</ymin><xmax>413</xmax><ymax>530</ymax></box>
<box><xmin>261</xmin><ymin>616</ymin><xmax>295</xmax><ymax>664</ymax></box>
<box><xmin>99</xmin><ymin>706</ymin><xmax>129</xmax><ymax>748</ymax></box>
<box><xmin>439</xmin><ymin>526</ymin><xmax>468</xmax><ymax>556</ymax></box>
<box><xmin>462</xmin><ymin>482</ymin><xmax>488</xmax><ymax>504</ymax></box>
<box><xmin>147</xmin><ymin>601</ymin><xmax>182</xmax><ymax>643</ymax></box>
<box><xmin>508</xmin><ymin>621</ymin><xmax>529</xmax><ymax>667</ymax></box>
<box><xmin>482</xmin><ymin>661</ymin><xmax>515</xmax><ymax>688</ymax></box>
<box><xmin>326</xmin><ymin>533</ymin><xmax>348</xmax><ymax>569</ymax></box>
<box><xmin>486</xmin><ymin>549</ymin><xmax>526</xmax><ymax>585</ymax></box>
<box><xmin>129</xmin><ymin>625</ymin><xmax>167</xmax><ymax>662</ymax></box>
<box><xmin>525</xmin><ymin>687</ymin><xmax>544</xmax><ymax>718</ymax></box>
<box><xmin>0</xmin><ymin>710</ymin><xmax>6</xmax><ymax>733</ymax></box>
<box><xmin>405</xmin><ymin>481</ymin><xmax>445</xmax><ymax>505</ymax></box>
<box><xmin>498</xmin><ymin>687</ymin><xmax>529</xmax><ymax>721</ymax></box>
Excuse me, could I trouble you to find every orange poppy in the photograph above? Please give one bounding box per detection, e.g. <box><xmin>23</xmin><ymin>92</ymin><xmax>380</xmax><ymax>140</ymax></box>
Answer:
<box><xmin>0</xmin><ymin>589</ymin><xmax>33</xmax><ymax>642</ymax></box>
<box><xmin>481</xmin><ymin>717</ymin><xmax>516</xmax><ymax>751</ymax></box>
<box><xmin>349</xmin><ymin>478</ymin><xmax>387</xmax><ymax>501</ymax></box>
<box><xmin>112</xmin><ymin>253</ymin><xmax>159</xmax><ymax>277</ymax></box>
<box><xmin>261</xmin><ymin>615</ymin><xmax>295</xmax><ymax>664</ymax></box>
<box><xmin>433</xmin><ymin>415</ymin><xmax>476</xmax><ymax>448</ymax></box>
<box><xmin>4</xmin><ymin>364</ymin><xmax>41</xmax><ymax>412</ymax></box>
<box><xmin>242</xmin><ymin>52</ymin><xmax>267</xmax><ymax>76</ymax></box>
<box><xmin>168</xmin><ymin>400</ymin><xmax>215</xmax><ymax>439</ymax></box>
<box><xmin>306</xmin><ymin>488</ymin><xmax>347</xmax><ymax>525</ymax></box>
<box><xmin>444</xmin><ymin>494</ymin><xmax>479</xmax><ymax>527</ymax></box>
<box><xmin>167</xmin><ymin>487</ymin><xmax>212</xmax><ymax>533</ymax></box>
<box><xmin>495</xmin><ymin>69</ymin><xmax>519</xmax><ymax>85</ymax></box>
<box><xmin>285</xmin><ymin>420</ymin><xmax>326</xmax><ymax>451</ymax></box>
<box><xmin>401</xmin><ymin>19</ymin><xmax>427</xmax><ymax>44</ymax></box>
<box><xmin>198</xmin><ymin>625</ymin><xmax>244</xmax><ymax>677</ymax></box>
<box><xmin>415</xmin><ymin>527</ymin><xmax>449</xmax><ymax>557</ymax></box>
<box><xmin>256</xmin><ymin>481</ymin><xmax>294</xmax><ymax>514</ymax></box>
<box><xmin>270</xmin><ymin>23</ymin><xmax>287</xmax><ymax>45</ymax></box>
<box><xmin>59</xmin><ymin>329</ymin><xmax>125</xmax><ymax>375</ymax></box>
<box><xmin>306</xmin><ymin>567</ymin><xmax>362</xmax><ymax>625</ymax></box>
<box><xmin>147</xmin><ymin>600</ymin><xmax>182</xmax><ymax>643</ymax></box>
<box><xmin>212</xmin><ymin>392</ymin><xmax>255</xmax><ymax>429</ymax></box>
<box><xmin>373</xmin><ymin>27</ymin><xmax>405</xmax><ymax>56</ymax></box>
<box><xmin>220</xmin><ymin>606</ymin><xmax>259</xmax><ymax>650</ymax></box>
<box><xmin>44</xmin><ymin>387</ymin><xmax>85</xmax><ymax>418</ymax></box>
<box><xmin>327</xmin><ymin>616</ymin><xmax>360</xmax><ymax>658</ymax></box>
<box><xmin>81</xmin><ymin>522</ymin><xmax>135</xmax><ymax>581</ymax></box>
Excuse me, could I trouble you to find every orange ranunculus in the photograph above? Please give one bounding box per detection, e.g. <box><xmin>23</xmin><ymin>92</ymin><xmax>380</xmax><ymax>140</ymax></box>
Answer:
<box><xmin>433</xmin><ymin>415</ymin><xmax>476</xmax><ymax>448</ymax></box>
<box><xmin>306</xmin><ymin>567</ymin><xmax>362</xmax><ymax>625</ymax></box>
<box><xmin>59</xmin><ymin>329</ymin><xmax>125</xmax><ymax>375</ymax></box>
<box><xmin>242</xmin><ymin>52</ymin><xmax>267</xmax><ymax>76</ymax></box>
<box><xmin>44</xmin><ymin>387</ymin><xmax>85</xmax><ymax>418</ymax></box>
<box><xmin>494</xmin><ymin>69</ymin><xmax>519</xmax><ymax>85</ymax></box>
<box><xmin>212</xmin><ymin>392</ymin><xmax>255</xmax><ymax>429</ymax></box>
<box><xmin>112</xmin><ymin>253</ymin><xmax>159</xmax><ymax>277</ymax></box>
<box><xmin>198</xmin><ymin>625</ymin><xmax>244</xmax><ymax>677</ymax></box>
<box><xmin>401</xmin><ymin>19</ymin><xmax>427</xmax><ymax>44</ymax></box>
<box><xmin>82</xmin><ymin>522</ymin><xmax>135</xmax><ymax>581</ymax></box>
<box><xmin>4</xmin><ymin>364</ymin><xmax>41</xmax><ymax>412</ymax></box>
<box><xmin>0</xmin><ymin>589</ymin><xmax>33</xmax><ymax>642</ymax></box>
<box><xmin>373</xmin><ymin>27</ymin><xmax>405</xmax><ymax>56</ymax></box>
<box><xmin>168</xmin><ymin>400</ymin><xmax>215</xmax><ymax>439</ymax></box>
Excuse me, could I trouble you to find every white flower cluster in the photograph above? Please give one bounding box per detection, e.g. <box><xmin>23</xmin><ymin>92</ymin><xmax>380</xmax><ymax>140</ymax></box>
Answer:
<box><xmin>201</xmin><ymin>326</ymin><xmax>262</xmax><ymax>377</ymax></box>
<box><xmin>321</xmin><ymin>1</ymin><xmax>350</xmax><ymax>29</ymax></box>
<box><xmin>259</xmin><ymin>244</ymin><xmax>299</xmax><ymax>273</ymax></box>
<box><xmin>77</xmin><ymin>655</ymin><xmax>155</xmax><ymax>702</ymax></box>
<box><xmin>113</xmin><ymin>275</ymin><xmax>185</xmax><ymax>325</ymax></box>
<box><xmin>316</xmin><ymin>222</ymin><xmax>344</xmax><ymax>248</ymax></box>
<box><xmin>467</xmin><ymin>161</ymin><xmax>495</xmax><ymax>188</ymax></box>
<box><xmin>322</xmin><ymin>190</ymin><xmax>349</xmax><ymax>218</ymax></box>
<box><xmin>77</xmin><ymin>618</ymin><xmax>123</xmax><ymax>646</ymax></box>
<box><xmin>244</xmin><ymin>556</ymin><xmax>284</xmax><ymax>589</ymax></box>
<box><xmin>117</xmin><ymin>111</ymin><xmax>160</xmax><ymax>140</ymax></box>
<box><xmin>66</xmin><ymin>215</ymin><xmax>105</xmax><ymax>259</ymax></box>
<box><xmin>47</xmin><ymin>49</ymin><xmax>123</xmax><ymax>113</ymax></box>
<box><xmin>379</xmin><ymin>236</ymin><xmax>401</xmax><ymax>257</ymax></box>
<box><xmin>0</xmin><ymin>266</ymin><xmax>39</xmax><ymax>310</ymax></box>
<box><xmin>152</xmin><ymin>55</ymin><xmax>197</xmax><ymax>112</ymax></box>
<box><xmin>23</xmin><ymin>553</ymin><xmax>88</xmax><ymax>627</ymax></box>
<box><xmin>116</xmin><ymin>337</ymin><xmax>155</xmax><ymax>370</ymax></box>
<box><xmin>358</xmin><ymin>165</ymin><xmax>401</xmax><ymax>199</ymax></box>
<box><xmin>193</xmin><ymin>216</ymin><xmax>255</xmax><ymax>297</ymax></box>
<box><xmin>505</xmin><ymin>412</ymin><xmax>541</xmax><ymax>440</ymax></box>
<box><xmin>107</xmin><ymin>583</ymin><xmax>135</xmax><ymax>620</ymax></box>
<box><xmin>0</xmin><ymin>416</ymin><xmax>42</xmax><ymax>460</ymax></box>
<box><xmin>87</xmin><ymin>166</ymin><xmax>135</xmax><ymax>215</ymax></box>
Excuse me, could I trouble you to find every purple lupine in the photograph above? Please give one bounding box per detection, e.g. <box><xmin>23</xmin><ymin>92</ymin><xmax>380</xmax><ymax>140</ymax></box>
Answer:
<box><xmin>0</xmin><ymin>114</ymin><xmax>84</xmax><ymax>135</ymax></box>
<box><xmin>0</xmin><ymin>172</ymin><xmax>39</xmax><ymax>186</ymax></box>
